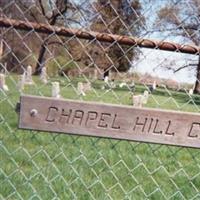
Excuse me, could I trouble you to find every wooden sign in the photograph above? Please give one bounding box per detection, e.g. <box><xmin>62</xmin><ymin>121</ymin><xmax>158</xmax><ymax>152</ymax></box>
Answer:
<box><xmin>19</xmin><ymin>95</ymin><xmax>200</xmax><ymax>148</ymax></box>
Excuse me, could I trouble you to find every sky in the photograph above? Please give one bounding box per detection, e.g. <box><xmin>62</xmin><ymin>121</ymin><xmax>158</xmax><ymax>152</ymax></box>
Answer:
<box><xmin>133</xmin><ymin>48</ymin><xmax>197</xmax><ymax>84</ymax></box>
<box><xmin>132</xmin><ymin>0</ymin><xmax>199</xmax><ymax>84</ymax></box>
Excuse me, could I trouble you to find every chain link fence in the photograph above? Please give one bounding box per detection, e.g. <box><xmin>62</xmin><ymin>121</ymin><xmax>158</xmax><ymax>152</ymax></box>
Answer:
<box><xmin>0</xmin><ymin>0</ymin><xmax>200</xmax><ymax>199</ymax></box>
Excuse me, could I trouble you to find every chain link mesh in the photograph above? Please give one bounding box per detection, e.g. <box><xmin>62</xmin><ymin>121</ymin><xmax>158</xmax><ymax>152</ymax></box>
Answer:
<box><xmin>0</xmin><ymin>0</ymin><xmax>200</xmax><ymax>199</ymax></box>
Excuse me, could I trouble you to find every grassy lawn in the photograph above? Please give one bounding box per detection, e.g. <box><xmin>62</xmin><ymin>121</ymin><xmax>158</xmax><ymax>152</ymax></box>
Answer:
<box><xmin>0</xmin><ymin>75</ymin><xmax>200</xmax><ymax>199</ymax></box>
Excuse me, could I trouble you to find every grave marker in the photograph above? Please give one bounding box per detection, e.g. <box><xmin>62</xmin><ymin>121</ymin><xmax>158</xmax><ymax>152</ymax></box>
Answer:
<box><xmin>40</xmin><ymin>67</ymin><xmax>48</xmax><ymax>84</ymax></box>
<box><xmin>0</xmin><ymin>40</ymin><xmax>3</xmax><ymax>59</ymax></box>
<box><xmin>17</xmin><ymin>74</ymin><xmax>25</xmax><ymax>92</ymax></box>
<box><xmin>189</xmin><ymin>89</ymin><xmax>193</xmax><ymax>95</ymax></box>
<box><xmin>133</xmin><ymin>90</ymin><xmax>149</xmax><ymax>107</ymax></box>
<box><xmin>52</xmin><ymin>82</ymin><xmax>60</xmax><ymax>98</ymax></box>
<box><xmin>77</xmin><ymin>82</ymin><xmax>86</xmax><ymax>96</ymax></box>
<box><xmin>0</xmin><ymin>73</ymin><xmax>9</xmax><ymax>91</ymax></box>
<box><xmin>104</xmin><ymin>76</ymin><xmax>109</xmax><ymax>83</ymax></box>
<box><xmin>77</xmin><ymin>82</ymin><xmax>91</xmax><ymax>96</ymax></box>
<box><xmin>25</xmin><ymin>65</ymin><xmax>33</xmax><ymax>85</ymax></box>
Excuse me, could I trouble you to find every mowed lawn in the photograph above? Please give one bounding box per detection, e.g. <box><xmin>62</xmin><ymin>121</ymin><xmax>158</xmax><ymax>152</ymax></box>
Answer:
<box><xmin>0</xmin><ymin>75</ymin><xmax>200</xmax><ymax>200</ymax></box>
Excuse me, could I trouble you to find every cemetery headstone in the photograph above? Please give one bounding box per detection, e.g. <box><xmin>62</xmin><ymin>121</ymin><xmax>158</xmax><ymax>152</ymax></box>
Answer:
<box><xmin>40</xmin><ymin>67</ymin><xmax>48</xmax><ymax>84</ymax></box>
<box><xmin>17</xmin><ymin>74</ymin><xmax>25</xmax><ymax>92</ymax></box>
<box><xmin>77</xmin><ymin>82</ymin><xmax>86</xmax><ymax>96</ymax></box>
<box><xmin>133</xmin><ymin>95</ymin><xmax>143</xmax><ymax>107</ymax></box>
<box><xmin>52</xmin><ymin>82</ymin><xmax>61</xmax><ymax>98</ymax></box>
<box><xmin>0</xmin><ymin>73</ymin><xmax>9</xmax><ymax>91</ymax></box>
<box><xmin>104</xmin><ymin>76</ymin><xmax>109</xmax><ymax>83</ymax></box>
<box><xmin>189</xmin><ymin>89</ymin><xmax>193</xmax><ymax>95</ymax></box>
<box><xmin>153</xmin><ymin>81</ymin><xmax>157</xmax><ymax>90</ymax></box>
<box><xmin>142</xmin><ymin>90</ymin><xmax>149</xmax><ymax>104</ymax></box>
<box><xmin>101</xmin><ymin>85</ymin><xmax>105</xmax><ymax>90</ymax></box>
<box><xmin>119</xmin><ymin>82</ymin><xmax>127</xmax><ymax>88</ymax></box>
<box><xmin>25</xmin><ymin>65</ymin><xmax>33</xmax><ymax>85</ymax></box>
<box><xmin>109</xmin><ymin>70</ymin><xmax>112</xmax><ymax>80</ymax></box>
<box><xmin>84</xmin><ymin>82</ymin><xmax>91</xmax><ymax>92</ymax></box>
<box><xmin>0</xmin><ymin>40</ymin><xmax>3</xmax><ymax>59</ymax></box>
<box><xmin>133</xmin><ymin>90</ymin><xmax>149</xmax><ymax>107</ymax></box>
<box><xmin>77</xmin><ymin>82</ymin><xmax>91</xmax><ymax>96</ymax></box>
<box><xmin>0</xmin><ymin>62</ymin><xmax>8</xmax><ymax>75</ymax></box>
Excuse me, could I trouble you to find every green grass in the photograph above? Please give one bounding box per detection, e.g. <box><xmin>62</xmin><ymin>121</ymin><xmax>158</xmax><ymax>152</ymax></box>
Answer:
<box><xmin>0</xmin><ymin>75</ymin><xmax>200</xmax><ymax>199</ymax></box>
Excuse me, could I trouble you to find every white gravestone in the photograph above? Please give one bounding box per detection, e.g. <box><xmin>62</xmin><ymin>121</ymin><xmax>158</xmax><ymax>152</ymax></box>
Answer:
<box><xmin>77</xmin><ymin>82</ymin><xmax>91</xmax><ymax>96</ymax></box>
<box><xmin>77</xmin><ymin>82</ymin><xmax>86</xmax><ymax>96</ymax></box>
<box><xmin>0</xmin><ymin>63</ymin><xmax>8</xmax><ymax>75</ymax></box>
<box><xmin>17</xmin><ymin>74</ymin><xmax>25</xmax><ymax>92</ymax></box>
<box><xmin>119</xmin><ymin>82</ymin><xmax>127</xmax><ymax>88</ymax></box>
<box><xmin>133</xmin><ymin>90</ymin><xmax>149</xmax><ymax>107</ymax></box>
<box><xmin>142</xmin><ymin>90</ymin><xmax>149</xmax><ymax>104</ymax></box>
<box><xmin>0</xmin><ymin>73</ymin><xmax>9</xmax><ymax>91</ymax></box>
<box><xmin>40</xmin><ymin>67</ymin><xmax>48</xmax><ymax>84</ymax></box>
<box><xmin>153</xmin><ymin>81</ymin><xmax>157</xmax><ymax>90</ymax></box>
<box><xmin>101</xmin><ymin>85</ymin><xmax>105</xmax><ymax>90</ymax></box>
<box><xmin>84</xmin><ymin>82</ymin><xmax>91</xmax><ymax>92</ymax></box>
<box><xmin>0</xmin><ymin>40</ymin><xmax>3</xmax><ymax>59</ymax></box>
<box><xmin>52</xmin><ymin>82</ymin><xmax>61</xmax><ymax>98</ymax></box>
<box><xmin>109</xmin><ymin>71</ymin><xmax>112</xmax><ymax>80</ymax></box>
<box><xmin>133</xmin><ymin>95</ymin><xmax>143</xmax><ymax>107</ymax></box>
<box><xmin>104</xmin><ymin>76</ymin><xmax>109</xmax><ymax>83</ymax></box>
<box><xmin>189</xmin><ymin>89</ymin><xmax>193</xmax><ymax>95</ymax></box>
<box><xmin>25</xmin><ymin>65</ymin><xmax>33</xmax><ymax>85</ymax></box>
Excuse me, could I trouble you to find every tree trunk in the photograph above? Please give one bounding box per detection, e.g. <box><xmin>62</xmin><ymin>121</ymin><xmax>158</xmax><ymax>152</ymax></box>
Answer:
<box><xmin>34</xmin><ymin>18</ymin><xmax>57</xmax><ymax>75</ymax></box>
<box><xmin>33</xmin><ymin>43</ymin><xmax>46</xmax><ymax>75</ymax></box>
<box><xmin>193</xmin><ymin>55</ymin><xmax>200</xmax><ymax>94</ymax></box>
<box><xmin>103</xmin><ymin>68</ymin><xmax>109</xmax><ymax>79</ymax></box>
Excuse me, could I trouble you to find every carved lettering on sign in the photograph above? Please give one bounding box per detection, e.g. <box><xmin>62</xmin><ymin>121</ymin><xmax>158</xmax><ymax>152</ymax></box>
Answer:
<box><xmin>45</xmin><ymin>107</ymin><xmax>121</xmax><ymax>131</ymax></box>
<box><xmin>85</xmin><ymin>111</ymin><xmax>98</xmax><ymax>127</ymax></box>
<box><xmin>153</xmin><ymin>119</ymin><xmax>163</xmax><ymax>134</ymax></box>
<box><xmin>19</xmin><ymin>96</ymin><xmax>200</xmax><ymax>148</ymax></box>
<box><xmin>165</xmin><ymin>121</ymin><xmax>175</xmax><ymax>136</ymax></box>
<box><xmin>188</xmin><ymin>122</ymin><xmax>200</xmax><ymax>138</ymax></box>
<box><xmin>111</xmin><ymin>114</ymin><xmax>120</xmax><ymax>130</ymax></box>
<box><xmin>59</xmin><ymin>108</ymin><xmax>72</xmax><ymax>124</ymax></box>
<box><xmin>133</xmin><ymin>117</ymin><xmax>148</xmax><ymax>132</ymax></box>
<box><xmin>132</xmin><ymin>117</ymin><xmax>175</xmax><ymax>136</ymax></box>
<box><xmin>46</xmin><ymin>107</ymin><xmax>58</xmax><ymax>122</ymax></box>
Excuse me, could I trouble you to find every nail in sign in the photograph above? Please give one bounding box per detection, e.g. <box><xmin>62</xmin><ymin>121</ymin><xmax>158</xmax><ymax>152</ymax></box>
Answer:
<box><xmin>19</xmin><ymin>95</ymin><xmax>200</xmax><ymax>148</ymax></box>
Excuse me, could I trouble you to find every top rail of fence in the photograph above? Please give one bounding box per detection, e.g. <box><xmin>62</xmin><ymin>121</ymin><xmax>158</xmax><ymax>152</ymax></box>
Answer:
<box><xmin>0</xmin><ymin>17</ymin><xmax>199</xmax><ymax>56</ymax></box>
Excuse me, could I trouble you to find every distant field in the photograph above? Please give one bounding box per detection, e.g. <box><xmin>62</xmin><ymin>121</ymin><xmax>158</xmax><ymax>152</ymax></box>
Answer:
<box><xmin>0</xmin><ymin>75</ymin><xmax>200</xmax><ymax>199</ymax></box>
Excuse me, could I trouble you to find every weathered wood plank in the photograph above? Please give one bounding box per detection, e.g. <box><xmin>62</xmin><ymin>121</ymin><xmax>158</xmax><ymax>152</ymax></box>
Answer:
<box><xmin>19</xmin><ymin>95</ymin><xmax>200</xmax><ymax>148</ymax></box>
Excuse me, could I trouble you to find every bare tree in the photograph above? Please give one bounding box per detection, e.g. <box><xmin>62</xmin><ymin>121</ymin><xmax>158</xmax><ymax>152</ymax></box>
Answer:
<box><xmin>1</xmin><ymin>0</ymin><xmax>87</xmax><ymax>74</ymax></box>
<box><xmin>34</xmin><ymin>0</ymin><xmax>74</xmax><ymax>75</ymax></box>
<box><xmin>69</xmin><ymin>0</ymin><xmax>145</xmax><ymax>78</ymax></box>
<box><xmin>156</xmin><ymin>0</ymin><xmax>200</xmax><ymax>93</ymax></box>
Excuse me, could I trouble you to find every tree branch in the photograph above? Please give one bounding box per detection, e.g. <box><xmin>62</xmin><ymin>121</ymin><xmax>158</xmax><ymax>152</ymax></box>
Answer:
<box><xmin>149</xmin><ymin>24</ymin><xmax>199</xmax><ymax>33</ymax></box>
<box><xmin>38</xmin><ymin>0</ymin><xmax>46</xmax><ymax>17</ymax></box>
<box><xmin>16</xmin><ymin>0</ymin><xmax>40</xmax><ymax>23</ymax></box>
<box><xmin>45</xmin><ymin>41</ymin><xmax>63</xmax><ymax>46</ymax></box>
<box><xmin>49</xmin><ymin>1</ymin><xmax>69</xmax><ymax>25</ymax></box>
<box><xmin>173</xmin><ymin>63</ymin><xmax>197</xmax><ymax>73</ymax></box>
<box><xmin>148</xmin><ymin>25</ymin><xmax>199</xmax><ymax>45</ymax></box>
